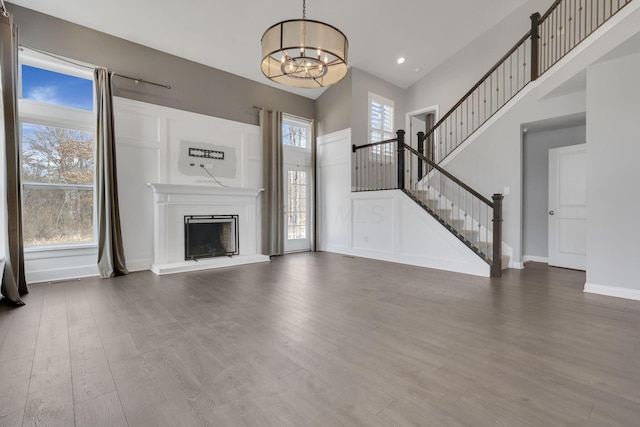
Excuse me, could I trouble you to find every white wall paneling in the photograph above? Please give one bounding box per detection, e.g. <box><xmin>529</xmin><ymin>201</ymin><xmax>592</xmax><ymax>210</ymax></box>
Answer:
<box><xmin>114</xmin><ymin>97</ymin><xmax>263</xmax><ymax>273</ymax></box>
<box><xmin>317</xmin><ymin>129</ymin><xmax>352</xmax><ymax>253</ymax></box>
<box><xmin>317</xmin><ymin>128</ymin><xmax>489</xmax><ymax>276</ymax></box>
<box><xmin>24</xmin><ymin>246</ymin><xmax>98</xmax><ymax>284</ymax></box>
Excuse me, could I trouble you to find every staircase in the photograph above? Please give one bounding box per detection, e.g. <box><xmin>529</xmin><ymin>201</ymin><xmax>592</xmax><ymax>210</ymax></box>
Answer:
<box><xmin>352</xmin><ymin>0</ymin><xmax>633</xmax><ymax>278</ymax></box>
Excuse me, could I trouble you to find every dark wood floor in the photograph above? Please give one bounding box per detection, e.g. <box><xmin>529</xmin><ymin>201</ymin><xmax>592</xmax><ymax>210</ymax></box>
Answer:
<box><xmin>1</xmin><ymin>253</ymin><xmax>640</xmax><ymax>426</ymax></box>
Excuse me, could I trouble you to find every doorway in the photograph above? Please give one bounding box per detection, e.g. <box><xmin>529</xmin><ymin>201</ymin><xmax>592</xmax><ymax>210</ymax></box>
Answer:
<box><xmin>521</xmin><ymin>115</ymin><xmax>586</xmax><ymax>267</ymax></box>
<box><xmin>405</xmin><ymin>106</ymin><xmax>437</xmax><ymax>187</ymax></box>
<box><xmin>282</xmin><ymin>114</ymin><xmax>313</xmax><ymax>253</ymax></box>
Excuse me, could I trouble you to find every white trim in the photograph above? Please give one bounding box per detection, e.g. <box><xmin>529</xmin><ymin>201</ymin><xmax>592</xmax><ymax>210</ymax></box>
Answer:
<box><xmin>523</xmin><ymin>255</ymin><xmax>549</xmax><ymax>263</ymax></box>
<box><xmin>125</xmin><ymin>257</ymin><xmax>154</xmax><ymax>273</ymax></box>
<box><xmin>114</xmin><ymin>96</ymin><xmax>259</xmax><ymax>133</ymax></box>
<box><xmin>282</xmin><ymin>113</ymin><xmax>312</xmax><ymax>150</ymax></box>
<box><xmin>26</xmin><ymin>265</ymin><xmax>98</xmax><ymax>284</ymax></box>
<box><xmin>584</xmin><ymin>283</ymin><xmax>640</xmax><ymax>302</ymax></box>
<box><xmin>318</xmin><ymin>128</ymin><xmax>351</xmax><ymax>145</ymax></box>
<box><xmin>147</xmin><ymin>183</ymin><xmax>263</xmax><ymax>197</ymax></box>
<box><xmin>19</xmin><ymin>49</ymin><xmax>94</xmax><ymax>80</ymax></box>
<box><xmin>404</xmin><ymin>104</ymin><xmax>439</xmax><ymax>145</ymax></box>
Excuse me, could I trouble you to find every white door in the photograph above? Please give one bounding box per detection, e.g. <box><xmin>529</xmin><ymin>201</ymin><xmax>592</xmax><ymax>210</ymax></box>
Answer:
<box><xmin>284</xmin><ymin>165</ymin><xmax>311</xmax><ymax>252</ymax></box>
<box><xmin>548</xmin><ymin>144</ymin><xmax>586</xmax><ymax>270</ymax></box>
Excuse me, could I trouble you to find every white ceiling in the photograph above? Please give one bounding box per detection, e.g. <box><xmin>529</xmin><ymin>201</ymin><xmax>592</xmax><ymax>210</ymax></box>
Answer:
<box><xmin>10</xmin><ymin>0</ymin><xmax>531</xmax><ymax>99</ymax></box>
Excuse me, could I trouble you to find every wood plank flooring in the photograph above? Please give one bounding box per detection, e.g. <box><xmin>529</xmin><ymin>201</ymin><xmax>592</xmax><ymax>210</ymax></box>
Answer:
<box><xmin>1</xmin><ymin>252</ymin><xmax>640</xmax><ymax>426</ymax></box>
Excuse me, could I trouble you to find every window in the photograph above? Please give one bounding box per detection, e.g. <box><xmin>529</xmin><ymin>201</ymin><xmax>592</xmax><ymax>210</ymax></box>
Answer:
<box><xmin>282</xmin><ymin>115</ymin><xmax>311</xmax><ymax>149</ymax></box>
<box><xmin>19</xmin><ymin>53</ymin><xmax>95</xmax><ymax>247</ymax></box>
<box><xmin>368</xmin><ymin>92</ymin><xmax>395</xmax><ymax>156</ymax></box>
<box><xmin>287</xmin><ymin>170</ymin><xmax>308</xmax><ymax>240</ymax></box>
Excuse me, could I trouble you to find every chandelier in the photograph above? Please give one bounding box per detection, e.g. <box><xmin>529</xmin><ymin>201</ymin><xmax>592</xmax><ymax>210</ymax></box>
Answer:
<box><xmin>260</xmin><ymin>0</ymin><xmax>348</xmax><ymax>88</ymax></box>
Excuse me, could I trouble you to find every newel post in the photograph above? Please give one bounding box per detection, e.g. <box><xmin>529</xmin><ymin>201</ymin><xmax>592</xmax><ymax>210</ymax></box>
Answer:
<box><xmin>396</xmin><ymin>130</ymin><xmax>405</xmax><ymax>190</ymax></box>
<box><xmin>417</xmin><ymin>131</ymin><xmax>425</xmax><ymax>180</ymax></box>
<box><xmin>530</xmin><ymin>12</ymin><xmax>541</xmax><ymax>81</ymax></box>
<box><xmin>491</xmin><ymin>193</ymin><xmax>504</xmax><ymax>278</ymax></box>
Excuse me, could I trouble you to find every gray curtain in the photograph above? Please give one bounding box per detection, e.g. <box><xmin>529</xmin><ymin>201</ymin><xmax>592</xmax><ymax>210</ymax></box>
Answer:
<box><xmin>95</xmin><ymin>68</ymin><xmax>128</xmax><ymax>278</ymax></box>
<box><xmin>0</xmin><ymin>11</ymin><xmax>26</xmax><ymax>306</ymax></box>
<box><xmin>260</xmin><ymin>109</ymin><xmax>284</xmax><ymax>256</ymax></box>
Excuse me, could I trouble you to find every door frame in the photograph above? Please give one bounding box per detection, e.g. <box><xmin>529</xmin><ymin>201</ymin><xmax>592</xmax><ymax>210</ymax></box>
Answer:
<box><xmin>405</xmin><ymin>105</ymin><xmax>439</xmax><ymax>148</ymax></box>
<box><xmin>281</xmin><ymin>114</ymin><xmax>314</xmax><ymax>253</ymax></box>
<box><xmin>283</xmin><ymin>163</ymin><xmax>312</xmax><ymax>253</ymax></box>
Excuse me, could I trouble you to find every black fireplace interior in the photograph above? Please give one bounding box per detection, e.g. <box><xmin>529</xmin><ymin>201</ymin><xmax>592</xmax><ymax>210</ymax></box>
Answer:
<box><xmin>184</xmin><ymin>215</ymin><xmax>239</xmax><ymax>260</ymax></box>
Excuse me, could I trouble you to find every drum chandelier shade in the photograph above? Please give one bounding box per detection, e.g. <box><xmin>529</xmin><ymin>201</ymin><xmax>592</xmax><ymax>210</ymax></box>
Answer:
<box><xmin>261</xmin><ymin>3</ymin><xmax>348</xmax><ymax>88</ymax></box>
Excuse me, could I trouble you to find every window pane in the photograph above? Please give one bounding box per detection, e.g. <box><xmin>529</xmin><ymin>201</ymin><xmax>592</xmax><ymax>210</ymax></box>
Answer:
<box><xmin>22</xmin><ymin>187</ymin><xmax>94</xmax><ymax>245</ymax></box>
<box><xmin>369</xmin><ymin>94</ymin><xmax>394</xmax><ymax>145</ymax></box>
<box><xmin>287</xmin><ymin>170</ymin><xmax>308</xmax><ymax>240</ymax></box>
<box><xmin>21</xmin><ymin>65</ymin><xmax>94</xmax><ymax>111</ymax></box>
<box><xmin>282</xmin><ymin>124</ymin><xmax>308</xmax><ymax>148</ymax></box>
<box><xmin>22</xmin><ymin>123</ymin><xmax>94</xmax><ymax>185</ymax></box>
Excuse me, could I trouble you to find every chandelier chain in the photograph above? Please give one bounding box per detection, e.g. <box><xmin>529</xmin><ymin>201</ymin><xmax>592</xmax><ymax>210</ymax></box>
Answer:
<box><xmin>303</xmin><ymin>0</ymin><xmax>306</xmax><ymax>19</ymax></box>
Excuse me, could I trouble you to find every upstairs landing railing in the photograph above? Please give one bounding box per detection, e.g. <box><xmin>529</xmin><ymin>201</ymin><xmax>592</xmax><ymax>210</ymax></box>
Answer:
<box><xmin>420</xmin><ymin>0</ymin><xmax>633</xmax><ymax>164</ymax></box>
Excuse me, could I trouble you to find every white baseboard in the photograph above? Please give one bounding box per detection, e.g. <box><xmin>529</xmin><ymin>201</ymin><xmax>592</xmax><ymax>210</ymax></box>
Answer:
<box><xmin>584</xmin><ymin>282</ymin><xmax>640</xmax><ymax>301</ymax></box>
<box><xmin>319</xmin><ymin>247</ymin><xmax>490</xmax><ymax>277</ymax></box>
<box><xmin>509</xmin><ymin>261</ymin><xmax>525</xmax><ymax>269</ymax></box>
<box><xmin>523</xmin><ymin>255</ymin><xmax>549</xmax><ymax>264</ymax></box>
<box><xmin>126</xmin><ymin>257</ymin><xmax>153</xmax><ymax>272</ymax></box>
<box><xmin>26</xmin><ymin>265</ymin><xmax>99</xmax><ymax>284</ymax></box>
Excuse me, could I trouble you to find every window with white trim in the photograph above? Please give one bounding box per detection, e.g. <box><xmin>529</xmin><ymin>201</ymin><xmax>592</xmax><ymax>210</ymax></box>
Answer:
<box><xmin>368</xmin><ymin>92</ymin><xmax>394</xmax><ymax>156</ymax></box>
<box><xmin>282</xmin><ymin>114</ymin><xmax>312</xmax><ymax>149</ymax></box>
<box><xmin>18</xmin><ymin>53</ymin><xmax>96</xmax><ymax>247</ymax></box>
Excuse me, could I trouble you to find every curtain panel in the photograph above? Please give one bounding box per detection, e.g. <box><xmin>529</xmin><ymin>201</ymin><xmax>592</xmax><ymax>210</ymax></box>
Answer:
<box><xmin>260</xmin><ymin>109</ymin><xmax>284</xmax><ymax>256</ymax></box>
<box><xmin>0</xmin><ymin>11</ymin><xmax>26</xmax><ymax>305</ymax></box>
<box><xmin>95</xmin><ymin>68</ymin><xmax>128</xmax><ymax>278</ymax></box>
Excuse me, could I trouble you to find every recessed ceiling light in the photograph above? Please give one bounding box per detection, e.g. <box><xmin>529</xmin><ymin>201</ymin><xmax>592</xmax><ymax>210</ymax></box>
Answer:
<box><xmin>397</xmin><ymin>57</ymin><xmax>406</xmax><ymax>64</ymax></box>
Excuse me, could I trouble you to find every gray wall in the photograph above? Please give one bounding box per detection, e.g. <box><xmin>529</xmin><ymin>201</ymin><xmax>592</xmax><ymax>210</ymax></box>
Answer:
<box><xmin>315</xmin><ymin>71</ymin><xmax>352</xmax><ymax>137</ymax></box>
<box><xmin>522</xmin><ymin>124</ymin><xmax>586</xmax><ymax>258</ymax></box>
<box><xmin>315</xmin><ymin>67</ymin><xmax>406</xmax><ymax>143</ymax></box>
<box><xmin>8</xmin><ymin>3</ymin><xmax>315</xmax><ymax>126</ymax></box>
<box><xmin>405</xmin><ymin>0</ymin><xmax>551</xmax><ymax>116</ymax></box>
<box><xmin>586</xmin><ymin>50</ymin><xmax>640</xmax><ymax>294</ymax></box>
<box><xmin>351</xmin><ymin>68</ymin><xmax>406</xmax><ymax>147</ymax></box>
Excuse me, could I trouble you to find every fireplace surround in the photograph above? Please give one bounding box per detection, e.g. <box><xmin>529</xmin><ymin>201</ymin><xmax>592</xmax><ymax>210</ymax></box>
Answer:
<box><xmin>147</xmin><ymin>183</ymin><xmax>268</xmax><ymax>275</ymax></box>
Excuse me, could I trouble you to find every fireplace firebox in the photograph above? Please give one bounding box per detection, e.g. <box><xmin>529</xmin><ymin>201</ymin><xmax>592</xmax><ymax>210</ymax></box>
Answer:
<box><xmin>184</xmin><ymin>215</ymin><xmax>239</xmax><ymax>260</ymax></box>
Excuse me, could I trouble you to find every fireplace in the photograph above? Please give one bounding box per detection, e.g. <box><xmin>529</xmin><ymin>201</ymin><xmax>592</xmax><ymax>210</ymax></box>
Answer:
<box><xmin>147</xmin><ymin>183</ymin><xmax>268</xmax><ymax>275</ymax></box>
<box><xmin>184</xmin><ymin>215</ymin><xmax>239</xmax><ymax>260</ymax></box>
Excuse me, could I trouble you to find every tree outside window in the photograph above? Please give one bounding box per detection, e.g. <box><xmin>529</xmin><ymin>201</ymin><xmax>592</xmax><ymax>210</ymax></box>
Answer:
<box><xmin>19</xmin><ymin>57</ymin><xmax>95</xmax><ymax>247</ymax></box>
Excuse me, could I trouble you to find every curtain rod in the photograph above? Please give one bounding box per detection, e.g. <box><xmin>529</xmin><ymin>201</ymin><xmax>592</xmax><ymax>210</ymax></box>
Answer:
<box><xmin>112</xmin><ymin>74</ymin><xmax>171</xmax><ymax>90</ymax></box>
<box><xmin>19</xmin><ymin>44</ymin><xmax>171</xmax><ymax>90</ymax></box>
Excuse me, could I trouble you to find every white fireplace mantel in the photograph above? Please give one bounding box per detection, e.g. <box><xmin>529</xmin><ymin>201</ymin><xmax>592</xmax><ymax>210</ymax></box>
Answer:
<box><xmin>147</xmin><ymin>183</ymin><xmax>269</xmax><ymax>275</ymax></box>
